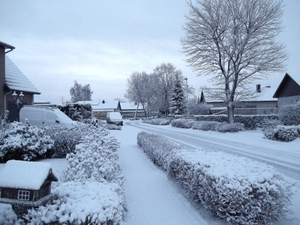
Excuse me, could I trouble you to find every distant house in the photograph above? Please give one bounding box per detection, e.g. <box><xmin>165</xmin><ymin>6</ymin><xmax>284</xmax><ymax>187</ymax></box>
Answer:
<box><xmin>0</xmin><ymin>160</ymin><xmax>58</xmax><ymax>205</ymax></box>
<box><xmin>0</xmin><ymin>41</ymin><xmax>40</xmax><ymax>121</ymax></box>
<box><xmin>75</xmin><ymin>100</ymin><xmax>144</xmax><ymax>119</ymax></box>
<box><xmin>205</xmin><ymin>78</ymin><xmax>280</xmax><ymax>115</ymax></box>
<box><xmin>273</xmin><ymin>73</ymin><xmax>300</xmax><ymax>108</ymax></box>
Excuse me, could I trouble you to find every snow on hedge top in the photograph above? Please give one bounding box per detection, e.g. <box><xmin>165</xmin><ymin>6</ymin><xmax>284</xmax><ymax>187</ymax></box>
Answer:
<box><xmin>174</xmin><ymin>150</ymin><xmax>283</xmax><ymax>186</ymax></box>
<box><xmin>0</xmin><ymin>160</ymin><xmax>54</xmax><ymax>190</ymax></box>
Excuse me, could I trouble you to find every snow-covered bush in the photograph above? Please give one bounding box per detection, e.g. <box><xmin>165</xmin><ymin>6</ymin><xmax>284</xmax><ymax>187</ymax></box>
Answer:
<box><xmin>142</xmin><ymin>118</ymin><xmax>170</xmax><ymax>125</ymax></box>
<box><xmin>171</xmin><ymin>119</ymin><xmax>194</xmax><ymax>128</ymax></box>
<box><xmin>24</xmin><ymin>181</ymin><xmax>125</xmax><ymax>225</ymax></box>
<box><xmin>137</xmin><ymin>132</ymin><xmax>183</xmax><ymax>170</ymax></box>
<box><xmin>23</xmin><ymin>126</ymin><xmax>125</xmax><ymax>224</ymax></box>
<box><xmin>217</xmin><ymin>122</ymin><xmax>245</xmax><ymax>132</ymax></box>
<box><xmin>264</xmin><ymin>125</ymin><xmax>299</xmax><ymax>142</ymax></box>
<box><xmin>0</xmin><ymin>122</ymin><xmax>53</xmax><ymax>162</ymax></box>
<box><xmin>0</xmin><ymin>204</ymin><xmax>17</xmax><ymax>225</ymax></box>
<box><xmin>64</xmin><ymin>133</ymin><xmax>122</xmax><ymax>183</ymax></box>
<box><xmin>187</xmin><ymin>101</ymin><xmax>212</xmax><ymax>115</ymax></box>
<box><xmin>43</xmin><ymin>125</ymin><xmax>82</xmax><ymax>158</ymax></box>
<box><xmin>278</xmin><ymin>101</ymin><xmax>300</xmax><ymax>125</ymax></box>
<box><xmin>58</xmin><ymin>103</ymin><xmax>92</xmax><ymax>123</ymax></box>
<box><xmin>168</xmin><ymin>150</ymin><xmax>293</xmax><ymax>225</ymax></box>
<box><xmin>138</xmin><ymin>132</ymin><xmax>293</xmax><ymax>225</ymax></box>
<box><xmin>0</xmin><ymin>111</ymin><xmax>9</xmax><ymax>143</ymax></box>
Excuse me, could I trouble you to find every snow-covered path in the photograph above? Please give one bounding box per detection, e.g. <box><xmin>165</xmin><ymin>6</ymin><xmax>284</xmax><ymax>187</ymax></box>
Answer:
<box><xmin>110</xmin><ymin>125</ymin><xmax>214</xmax><ymax>225</ymax></box>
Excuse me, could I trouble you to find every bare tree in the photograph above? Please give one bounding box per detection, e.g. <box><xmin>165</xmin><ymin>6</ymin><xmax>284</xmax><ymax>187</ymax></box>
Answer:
<box><xmin>182</xmin><ymin>0</ymin><xmax>287</xmax><ymax>123</ymax></box>
<box><xmin>125</xmin><ymin>72</ymin><xmax>151</xmax><ymax>117</ymax></box>
<box><xmin>152</xmin><ymin>63</ymin><xmax>183</xmax><ymax>116</ymax></box>
<box><xmin>70</xmin><ymin>81</ymin><xmax>93</xmax><ymax>103</ymax></box>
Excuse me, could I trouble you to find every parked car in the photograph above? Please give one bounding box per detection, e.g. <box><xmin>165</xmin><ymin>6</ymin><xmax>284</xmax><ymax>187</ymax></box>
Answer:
<box><xmin>20</xmin><ymin>106</ymin><xmax>77</xmax><ymax>127</ymax></box>
<box><xmin>106</xmin><ymin>112</ymin><xmax>123</xmax><ymax>126</ymax></box>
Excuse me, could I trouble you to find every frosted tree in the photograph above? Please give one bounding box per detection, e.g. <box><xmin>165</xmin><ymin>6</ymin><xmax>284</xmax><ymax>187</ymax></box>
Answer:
<box><xmin>70</xmin><ymin>81</ymin><xmax>93</xmax><ymax>103</ymax></box>
<box><xmin>152</xmin><ymin>63</ymin><xmax>183</xmax><ymax>116</ymax></box>
<box><xmin>170</xmin><ymin>78</ymin><xmax>186</xmax><ymax>115</ymax></box>
<box><xmin>125</xmin><ymin>72</ymin><xmax>153</xmax><ymax>117</ymax></box>
<box><xmin>182</xmin><ymin>0</ymin><xmax>287</xmax><ymax>123</ymax></box>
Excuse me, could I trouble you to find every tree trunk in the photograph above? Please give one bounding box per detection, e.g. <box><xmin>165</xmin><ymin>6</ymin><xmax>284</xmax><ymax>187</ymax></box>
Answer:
<box><xmin>227</xmin><ymin>104</ymin><xmax>235</xmax><ymax>124</ymax></box>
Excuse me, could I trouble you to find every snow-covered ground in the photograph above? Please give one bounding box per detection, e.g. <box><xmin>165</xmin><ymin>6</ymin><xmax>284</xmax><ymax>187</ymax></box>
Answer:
<box><xmin>0</xmin><ymin>120</ymin><xmax>299</xmax><ymax>224</ymax></box>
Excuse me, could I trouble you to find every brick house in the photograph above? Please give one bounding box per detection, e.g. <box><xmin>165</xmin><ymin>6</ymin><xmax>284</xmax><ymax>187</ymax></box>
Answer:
<box><xmin>0</xmin><ymin>41</ymin><xmax>40</xmax><ymax>121</ymax></box>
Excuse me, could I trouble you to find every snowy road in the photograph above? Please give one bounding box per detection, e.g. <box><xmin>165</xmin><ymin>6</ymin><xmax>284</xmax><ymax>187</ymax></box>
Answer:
<box><xmin>128</xmin><ymin>121</ymin><xmax>300</xmax><ymax>183</ymax></box>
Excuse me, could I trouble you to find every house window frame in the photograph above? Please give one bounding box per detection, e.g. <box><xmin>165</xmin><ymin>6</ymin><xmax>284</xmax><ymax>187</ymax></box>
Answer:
<box><xmin>18</xmin><ymin>190</ymin><xmax>30</xmax><ymax>201</ymax></box>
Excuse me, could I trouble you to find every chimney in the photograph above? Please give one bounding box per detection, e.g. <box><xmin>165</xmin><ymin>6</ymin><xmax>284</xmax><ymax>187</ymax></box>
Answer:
<box><xmin>256</xmin><ymin>84</ymin><xmax>261</xmax><ymax>93</ymax></box>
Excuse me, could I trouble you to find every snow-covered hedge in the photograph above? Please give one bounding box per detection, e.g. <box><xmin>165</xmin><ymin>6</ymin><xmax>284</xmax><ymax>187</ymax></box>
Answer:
<box><xmin>137</xmin><ymin>132</ymin><xmax>182</xmax><ymax>170</ymax></box>
<box><xmin>43</xmin><ymin>125</ymin><xmax>82</xmax><ymax>158</ymax></box>
<box><xmin>168</xmin><ymin>151</ymin><xmax>293</xmax><ymax>225</ymax></box>
<box><xmin>278</xmin><ymin>101</ymin><xmax>300</xmax><ymax>125</ymax></box>
<box><xmin>142</xmin><ymin>118</ymin><xmax>170</xmax><ymax>125</ymax></box>
<box><xmin>22</xmin><ymin>127</ymin><xmax>125</xmax><ymax>224</ymax></box>
<box><xmin>0</xmin><ymin>204</ymin><xmax>17</xmax><ymax>225</ymax></box>
<box><xmin>171</xmin><ymin>119</ymin><xmax>245</xmax><ymax>132</ymax></box>
<box><xmin>263</xmin><ymin>125</ymin><xmax>300</xmax><ymax>142</ymax></box>
<box><xmin>24</xmin><ymin>181</ymin><xmax>125</xmax><ymax>225</ymax></box>
<box><xmin>194</xmin><ymin>115</ymin><xmax>278</xmax><ymax>130</ymax></box>
<box><xmin>137</xmin><ymin>132</ymin><xmax>293</xmax><ymax>225</ymax></box>
<box><xmin>0</xmin><ymin>122</ymin><xmax>53</xmax><ymax>162</ymax></box>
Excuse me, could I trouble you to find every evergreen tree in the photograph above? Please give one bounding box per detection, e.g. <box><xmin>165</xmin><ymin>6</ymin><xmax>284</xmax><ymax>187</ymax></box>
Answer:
<box><xmin>170</xmin><ymin>78</ymin><xmax>186</xmax><ymax>115</ymax></box>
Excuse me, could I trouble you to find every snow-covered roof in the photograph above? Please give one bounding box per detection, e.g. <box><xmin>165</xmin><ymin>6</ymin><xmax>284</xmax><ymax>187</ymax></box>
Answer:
<box><xmin>5</xmin><ymin>56</ymin><xmax>40</xmax><ymax>94</ymax></box>
<box><xmin>120</xmin><ymin>102</ymin><xmax>143</xmax><ymax>110</ymax></box>
<box><xmin>0</xmin><ymin>160</ymin><xmax>56</xmax><ymax>190</ymax></box>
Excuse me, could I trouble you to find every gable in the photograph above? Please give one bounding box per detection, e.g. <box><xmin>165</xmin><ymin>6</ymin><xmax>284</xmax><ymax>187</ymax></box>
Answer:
<box><xmin>273</xmin><ymin>73</ymin><xmax>300</xmax><ymax>98</ymax></box>
<box><xmin>0</xmin><ymin>160</ymin><xmax>57</xmax><ymax>190</ymax></box>
<box><xmin>5</xmin><ymin>56</ymin><xmax>40</xmax><ymax>94</ymax></box>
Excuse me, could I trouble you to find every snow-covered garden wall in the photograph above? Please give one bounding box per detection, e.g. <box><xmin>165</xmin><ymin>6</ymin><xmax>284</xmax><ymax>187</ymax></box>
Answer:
<box><xmin>137</xmin><ymin>132</ymin><xmax>293</xmax><ymax>225</ymax></box>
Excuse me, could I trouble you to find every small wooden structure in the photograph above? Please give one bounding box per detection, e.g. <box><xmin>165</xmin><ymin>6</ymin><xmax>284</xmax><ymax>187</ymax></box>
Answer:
<box><xmin>0</xmin><ymin>160</ymin><xmax>58</xmax><ymax>205</ymax></box>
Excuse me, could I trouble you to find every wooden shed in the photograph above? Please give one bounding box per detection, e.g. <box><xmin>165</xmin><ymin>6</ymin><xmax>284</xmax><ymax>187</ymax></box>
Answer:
<box><xmin>0</xmin><ymin>160</ymin><xmax>58</xmax><ymax>204</ymax></box>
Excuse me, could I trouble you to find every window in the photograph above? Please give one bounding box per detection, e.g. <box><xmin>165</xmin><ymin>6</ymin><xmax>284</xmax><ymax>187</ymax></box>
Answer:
<box><xmin>18</xmin><ymin>190</ymin><xmax>30</xmax><ymax>200</ymax></box>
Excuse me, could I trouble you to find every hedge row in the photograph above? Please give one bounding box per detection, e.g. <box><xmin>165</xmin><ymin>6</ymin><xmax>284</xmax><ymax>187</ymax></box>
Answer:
<box><xmin>194</xmin><ymin>114</ymin><xmax>278</xmax><ymax>130</ymax></box>
<box><xmin>137</xmin><ymin>132</ymin><xmax>293</xmax><ymax>225</ymax></box>
<box><xmin>171</xmin><ymin>119</ymin><xmax>245</xmax><ymax>133</ymax></box>
<box><xmin>142</xmin><ymin>118</ymin><xmax>170</xmax><ymax>125</ymax></box>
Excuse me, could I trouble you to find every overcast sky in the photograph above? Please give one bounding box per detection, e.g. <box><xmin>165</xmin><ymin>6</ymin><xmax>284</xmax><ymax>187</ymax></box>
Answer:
<box><xmin>1</xmin><ymin>0</ymin><xmax>299</xmax><ymax>104</ymax></box>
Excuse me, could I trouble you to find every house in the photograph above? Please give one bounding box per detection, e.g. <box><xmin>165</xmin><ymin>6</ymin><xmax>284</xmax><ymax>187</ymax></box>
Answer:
<box><xmin>75</xmin><ymin>100</ymin><xmax>144</xmax><ymax>119</ymax></box>
<box><xmin>273</xmin><ymin>73</ymin><xmax>300</xmax><ymax>108</ymax></box>
<box><xmin>205</xmin><ymin>78</ymin><xmax>280</xmax><ymax>115</ymax></box>
<box><xmin>0</xmin><ymin>41</ymin><xmax>40</xmax><ymax>121</ymax></box>
<box><xmin>0</xmin><ymin>160</ymin><xmax>58</xmax><ymax>205</ymax></box>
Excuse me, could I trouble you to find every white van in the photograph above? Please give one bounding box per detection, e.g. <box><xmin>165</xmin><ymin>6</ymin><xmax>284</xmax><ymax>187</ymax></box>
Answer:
<box><xmin>20</xmin><ymin>106</ymin><xmax>76</xmax><ymax>127</ymax></box>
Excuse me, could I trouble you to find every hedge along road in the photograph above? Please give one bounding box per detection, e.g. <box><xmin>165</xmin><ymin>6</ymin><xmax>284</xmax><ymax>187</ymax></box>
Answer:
<box><xmin>127</xmin><ymin>121</ymin><xmax>300</xmax><ymax>184</ymax></box>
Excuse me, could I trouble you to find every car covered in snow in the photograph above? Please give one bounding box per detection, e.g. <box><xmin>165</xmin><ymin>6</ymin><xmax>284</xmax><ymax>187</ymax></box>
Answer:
<box><xmin>20</xmin><ymin>106</ymin><xmax>77</xmax><ymax>127</ymax></box>
<box><xmin>106</xmin><ymin>112</ymin><xmax>123</xmax><ymax>126</ymax></box>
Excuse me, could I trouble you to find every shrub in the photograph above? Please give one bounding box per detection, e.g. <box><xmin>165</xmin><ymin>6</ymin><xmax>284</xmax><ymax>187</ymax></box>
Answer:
<box><xmin>137</xmin><ymin>132</ymin><xmax>182</xmax><ymax>170</ymax></box>
<box><xmin>137</xmin><ymin>132</ymin><xmax>293</xmax><ymax>225</ymax></box>
<box><xmin>278</xmin><ymin>101</ymin><xmax>300</xmax><ymax>125</ymax></box>
<box><xmin>23</xmin><ymin>126</ymin><xmax>125</xmax><ymax>225</ymax></box>
<box><xmin>168</xmin><ymin>151</ymin><xmax>293</xmax><ymax>225</ymax></box>
<box><xmin>0</xmin><ymin>122</ymin><xmax>53</xmax><ymax>162</ymax></box>
<box><xmin>171</xmin><ymin>119</ymin><xmax>194</xmax><ymax>128</ymax></box>
<box><xmin>217</xmin><ymin>122</ymin><xmax>245</xmax><ymax>132</ymax></box>
<box><xmin>142</xmin><ymin>118</ymin><xmax>170</xmax><ymax>125</ymax></box>
<box><xmin>0</xmin><ymin>204</ymin><xmax>17</xmax><ymax>225</ymax></box>
<box><xmin>43</xmin><ymin>125</ymin><xmax>82</xmax><ymax>158</ymax></box>
<box><xmin>264</xmin><ymin>125</ymin><xmax>299</xmax><ymax>142</ymax></box>
<box><xmin>58</xmin><ymin>104</ymin><xmax>92</xmax><ymax>123</ymax></box>
<box><xmin>64</xmin><ymin>133</ymin><xmax>122</xmax><ymax>183</ymax></box>
<box><xmin>24</xmin><ymin>181</ymin><xmax>125</xmax><ymax>225</ymax></box>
